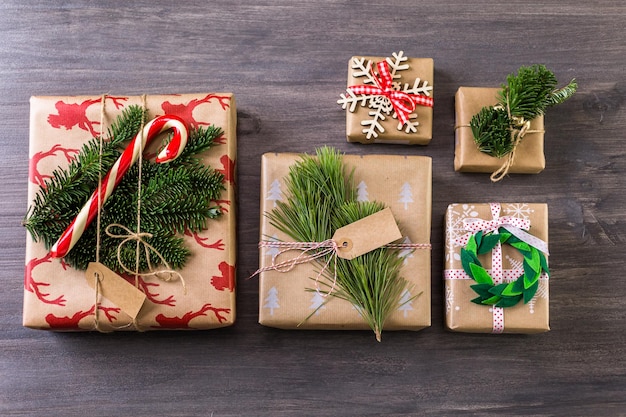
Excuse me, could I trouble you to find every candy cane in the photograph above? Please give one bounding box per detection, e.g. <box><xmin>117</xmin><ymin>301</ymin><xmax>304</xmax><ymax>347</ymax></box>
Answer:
<box><xmin>50</xmin><ymin>115</ymin><xmax>188</xmax><ymax>258</ymax></box>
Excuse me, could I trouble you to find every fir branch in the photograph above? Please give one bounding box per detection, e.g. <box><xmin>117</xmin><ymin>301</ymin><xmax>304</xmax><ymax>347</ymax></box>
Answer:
<box><xmin>24</xmin><ymin>105</ymin><xmax>146</xmax><ymax>241</ymax></box>
<box><xmin>267</xmin><ymin>147</ymin><xmax>410</xmax><ymax>342</ymax></box>
<box><xmin>24</xmin><ymin>108</ymin><xmax>225</xmax><ymax>274</ymax></box>
<box><xmin>471</xmin><ymin>64</ymin><xmax>577</xmax><ymax>158</ymax></box>
<box><xmin>470</xmin><ymin>106</ymin><xmax>512</xmax><ymax>158</ymax></box>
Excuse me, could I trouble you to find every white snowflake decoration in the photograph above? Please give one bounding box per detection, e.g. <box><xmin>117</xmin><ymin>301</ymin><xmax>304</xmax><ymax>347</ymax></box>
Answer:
<box><xmin>502</xmin><ymin>203</ymin><xmax>534</xmax><ymax>221</ymax></box>
<box><xmin>528</xmin><ymin>279</ymin><xmax>549</xmax><ymax>314</ymax></box>
<box><xmin>445</xmin><ymin>204</ymin><xmax>479</xmax><ymax>262</ymax></box>
<box><xmin>337</xmin><ymin>51</ymin><xmax>433</xmax><ymax>140</ymax></box>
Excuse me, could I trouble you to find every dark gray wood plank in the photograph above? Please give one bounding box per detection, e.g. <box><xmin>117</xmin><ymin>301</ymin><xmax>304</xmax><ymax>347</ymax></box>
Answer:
<box><xmin>1</xmin><ymin>1</ymin><xmax>624</xmax><ymax>416</ymax></box>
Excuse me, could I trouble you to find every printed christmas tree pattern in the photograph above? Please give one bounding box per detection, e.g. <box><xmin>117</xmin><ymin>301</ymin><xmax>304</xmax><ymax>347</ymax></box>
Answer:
<box><xmin>398</xmin><ymin>182</ymin><xmax>414</xmax><ymax>210</ymax></box>
<box><xmin>266</xmin><ymin>179</ymin><xmax>283</xmax><ymax>208</ymax></box>
<box><xmin>397</xmin><ymin>289</ymin><xmax>414</xmax><ymax>317</ymax></box>
<box><xmin>309</xmin><ymin>292</ymin><xmax>327</xmax><ymax>315</ymax></box>
<box><xmin>397</xmin><ymin>236</ymin><xmax>415</xmax><ymax>265</ymax></box>
<box><xmin>264</xmin><ymin>286</ymin><xmax>280</xmax><ymax>316</ymax></box>
<box><xmin>357</xmin><ymin>180</ymin><xmax>369</xmax><ymax>202</ymax></box>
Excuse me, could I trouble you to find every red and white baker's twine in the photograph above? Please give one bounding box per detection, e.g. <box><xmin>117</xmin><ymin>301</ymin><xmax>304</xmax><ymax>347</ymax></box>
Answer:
<box><xmin>348</xmin><ymin>61</ymin><xmax>434</xmax><ymax>125</ymax></box>
<box><xmin>452</xmin><ymin>203</ymin><xmax>549</xmax><ymax>333</ymax></box>
<box><xmin>50</xmin><ymin>115</ymin><xmax>189</xmax><ymax>258</ymax></box>
<box><xmin>255</xmin><ymin>239</ymin><xmax>431</xmax><ymax>296</ymax></box>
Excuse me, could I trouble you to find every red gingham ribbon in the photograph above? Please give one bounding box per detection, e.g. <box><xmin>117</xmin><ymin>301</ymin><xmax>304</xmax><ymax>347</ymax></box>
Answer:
<box><xmin>348</xmin><ymin>61</ymin><xmax>434</xmax><ymax>125</ymax></box>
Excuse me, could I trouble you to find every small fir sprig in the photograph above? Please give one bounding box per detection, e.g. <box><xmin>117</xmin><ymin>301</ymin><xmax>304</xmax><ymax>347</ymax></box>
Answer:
<box><xmin>266</xmin><ymin>147</ymin><xmax>411</xmax><ymax>342</ymax></box>
<box><xmin>470</xmin><ymin>64</ymin><xmax>577</xmax><ymax>158</ymax></box>
<box><xmin>24</xmin><ymin>105</ymin><xmax>225</xmax><ymax>273</ymax></box>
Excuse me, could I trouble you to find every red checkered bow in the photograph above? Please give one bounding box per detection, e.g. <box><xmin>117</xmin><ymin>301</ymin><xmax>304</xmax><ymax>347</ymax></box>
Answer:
<box><xmin>349</xmin><ymin>61</ymin><xmax>434</xmax><ymax>125</ymax></box>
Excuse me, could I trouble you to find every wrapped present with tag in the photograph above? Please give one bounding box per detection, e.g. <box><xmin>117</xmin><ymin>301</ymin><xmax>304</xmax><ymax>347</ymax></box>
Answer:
<box><xmin>257</xmin><ymin>148</ymin><xmax>432</xmax><ymax>341</ymax></box>
<box><xmin>444</xmin><ymin>203</ymin><xmax>550</xmax><ymax>334</ymax></box>
<box><xmin>454</xmin><ymin>65</ymin><xmax>577</xmax><ymax>181</ymax></box>
<box><xmin>337</xmin><ymin>51</ymin><xmax>434</xmax><ymax>145</ymax></box>
<box><xmin>23</xmin><ymin>93</ymin><xmax>237</xmax><ymax>331</ymax></box>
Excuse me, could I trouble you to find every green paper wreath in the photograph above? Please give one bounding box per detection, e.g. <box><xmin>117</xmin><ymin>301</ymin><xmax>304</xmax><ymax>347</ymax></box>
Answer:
<box><xmin>460</xmin><ymin>227</ymin><xmax>549</xmax><ymax>308</ymax></box>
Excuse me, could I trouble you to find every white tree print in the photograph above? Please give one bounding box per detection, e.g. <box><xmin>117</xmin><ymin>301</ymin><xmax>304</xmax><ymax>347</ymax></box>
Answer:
<box><xmin>397</xmin><ymin>289</ymin><xmax>414</xmax><ymax>317</ymax></box>
<box><xmin>357</xmin><ymin>180</ymin><xmax>369</xmax><ymax>202</ymax></box>
<box><xmin>309</xmin><ymin>291</ymin><xmax>326</xmax><ymax>315</ymax></box>
<box><xmin>398</xmin><ymin>236</ymin><xmax>415</xmax><ymax>265</ymax></box>
<box><xmin>263</xmin><ymin>286</ymin><xmax>280</xmax><ymax>316</ymax></box>
<box><xmin>266</xmin><ymin>179</ymin><xmax>283</xmax><ymax>208</ymax></box>
<box><xmin>398</xmin><ymin>182</ymin><xmax>414</xmax><ymax>210</ymax></box>
<box><xmin>265</xmin><ymin>234</ymin><xmax>281</xmax><ymax>260</ymax></box>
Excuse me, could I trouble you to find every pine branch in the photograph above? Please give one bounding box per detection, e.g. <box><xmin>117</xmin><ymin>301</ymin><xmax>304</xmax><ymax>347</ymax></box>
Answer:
<box><xmin>267</xmin><ymin>147</ymin><xmax>410</xmax><ymax>341</ymax></box>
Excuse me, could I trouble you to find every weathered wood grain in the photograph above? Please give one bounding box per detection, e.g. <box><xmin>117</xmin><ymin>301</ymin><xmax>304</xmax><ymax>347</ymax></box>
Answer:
<box><xmin>1</xmin><ymin>1</ymin><xmax>624</xmax><ymax>415</ymax></box>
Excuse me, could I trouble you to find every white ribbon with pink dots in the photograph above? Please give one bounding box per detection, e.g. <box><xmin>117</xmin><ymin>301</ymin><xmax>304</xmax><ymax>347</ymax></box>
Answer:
<box><xmin>448</xmin><ymin>203</ymin><xmax>549</xmax><ymax>333</ymax></box>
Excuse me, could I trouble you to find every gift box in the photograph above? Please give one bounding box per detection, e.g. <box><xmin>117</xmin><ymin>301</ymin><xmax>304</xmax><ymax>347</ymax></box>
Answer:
<box><xmin>24</xmin><ymin>93</ymin><xmax>237</xmax><ymax>331</ymax></box>
<box><xmin>338</xmin><ymin>51</ymin><xmax>434</xmax><ymax>145</ymax></box>
<box><xmin>454</xmin><ymin>87</ymin><xmax>545</xmax><ymax>174</ymax></box>
<box><xmin>258</xmin><ymin>152</ymin><xmax>432</xmax><ymax>332</ymax></box>
<box><xmin>444</xmin><ymin>203</ymin><xmax>550</xmax><ymax>334</ymax></box>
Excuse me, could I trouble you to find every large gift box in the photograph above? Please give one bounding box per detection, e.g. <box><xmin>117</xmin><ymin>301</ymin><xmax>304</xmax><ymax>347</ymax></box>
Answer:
<box><xmin>338</xmin><ymin>51</ymin><xmax>434</xmax><ymax>145</ymax></box>
<box><xmin>454</xmin><ymin>87</ymin><xmax>545</xmax><ymax>174</ymax></box>
<box><xmin>444</xmin><ymin>203</ymin><xmax>550</xmax><ymax>334</ymax></box>
<box><xmin>24</xmin><ymin>93</ymin><xmax>237</xmax><ymax>331</ymax></box>
<box><xmin>258</xmin><ymin>152</ymin><xmax>432</xmax><ymax>332</ymax></box>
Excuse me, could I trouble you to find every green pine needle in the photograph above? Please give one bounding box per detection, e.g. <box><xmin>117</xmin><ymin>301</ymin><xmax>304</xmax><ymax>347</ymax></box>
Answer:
<box><xmin>267</xmin><ymin>147</ymin><xmax>411</xmax><ymax>342</ymax></box>
<box><xmin>470</xmin><ymin>64</ymin><xmax>577</xmax><ymax>158</ymax></box>
<box><xmin>24</xmin><ymin>106</ymin><xmax>225</xmax><ymax>274</ymax></box>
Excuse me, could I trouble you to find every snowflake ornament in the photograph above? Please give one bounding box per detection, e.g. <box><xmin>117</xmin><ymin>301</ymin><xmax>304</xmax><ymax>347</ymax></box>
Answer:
<box><xmin>338</xmin><ymin>51</ymin><xmax>434</xmax><ymax>141</ymax></box>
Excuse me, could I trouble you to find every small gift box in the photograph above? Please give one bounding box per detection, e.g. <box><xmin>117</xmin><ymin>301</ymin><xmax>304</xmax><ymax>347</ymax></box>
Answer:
<box><xmin>454</xmin><ymin>87</ymin><xmax>545</xmax><ymax>175</ymax></box>
<box><xmin>258</xmin><ymin>152</ymin><xmax>432</xmax><ymax>335</ymax></box>
<box><xmin>24</xmin><ymin>93</ymin><xmax>237</xmax><ymax>331</ymax></box>
<box><xmin>444</xmin><ymin>203</ymin><xmax>550</xmax><ymax>334</ymax></box>
<box><xmin>338</xmin><ymin>51</ymin><xmax>434</xmax><ymax>145</ymax></box>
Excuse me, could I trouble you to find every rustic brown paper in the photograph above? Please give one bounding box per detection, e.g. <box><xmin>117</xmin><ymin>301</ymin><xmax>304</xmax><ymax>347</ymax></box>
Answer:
<box><xmin>454</xmin><ymin>87</ymin><xmax>545</xmax><ymax>173</ymax></box>
<box><xmin>444</xmin><ymin>203</ymin><xmax>549</xmax><ymax>334</ymax></box>
<box><xmin>259</xmin><ymin>153</ymin><xmax>432</xmax><ymax>331</ymax></box>
<box><xmin>24</xmin><ymin>93</ymin><xmax>237</xmax><ymax>331</ymax></box>
<box><xmin>346</xmin><ymin>55</ymin><xmax>434</xmax><ymax>145</ymax></box>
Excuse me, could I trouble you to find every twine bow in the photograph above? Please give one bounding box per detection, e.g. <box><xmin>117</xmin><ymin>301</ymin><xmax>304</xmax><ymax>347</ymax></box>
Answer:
<box><xmin>349</xmin><ymin>61</ymin><xmax>434</xmax><ymax>125</ymax></box>
<box><xmin>105</xmin><ymin>223</ymin><xmax>186</xmax><ymax>292</ymax></box>
<box><xmin>455</xmin><ymin>203</ymin><xmax>548</xmax><ymax>333</ymax></box>
<box><xmin>253</xmin><ymin>239</ymin><xmax>341</xmax><ymax>296</ymax></box>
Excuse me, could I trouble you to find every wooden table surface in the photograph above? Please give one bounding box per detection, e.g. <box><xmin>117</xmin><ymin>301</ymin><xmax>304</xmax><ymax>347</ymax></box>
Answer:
<box><xmin>1</xmin><ymin>1</ymin><xmax>625</xmax><ymax>416</ymax></box>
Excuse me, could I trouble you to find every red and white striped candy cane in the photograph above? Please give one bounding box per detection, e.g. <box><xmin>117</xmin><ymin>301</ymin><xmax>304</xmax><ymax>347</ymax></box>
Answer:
<box><xmin>50</xmin><ymin>115</ymin><xmax>188</xmax><ymax>258</ymax></box>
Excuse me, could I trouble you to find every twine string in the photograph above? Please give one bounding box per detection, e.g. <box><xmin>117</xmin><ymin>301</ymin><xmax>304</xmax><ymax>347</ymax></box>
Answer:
<box><xmin>255</xmin><ymin>239</ymin><xmax>432</xmax><ymax>297</ymax></box>
<box><xmin>92</xmin><ymin>94</ymin><xmax>107</xmax><ymax>331</ymax></box>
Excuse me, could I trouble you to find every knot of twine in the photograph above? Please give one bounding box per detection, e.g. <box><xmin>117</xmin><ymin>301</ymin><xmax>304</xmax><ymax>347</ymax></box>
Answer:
<box><xmin>489</xmin><ymin>96</ymin><xmax>543</xmax><ymax>182</ymax></box>
<box><xmin>105</xmin><ymin>223</ymin><xmax>186</xmax><ymax>292</ymax></box>
<box><xmin>255</xmin><ymin>239</ymin><xmax>340</xmax><ymax>296</ymax></box>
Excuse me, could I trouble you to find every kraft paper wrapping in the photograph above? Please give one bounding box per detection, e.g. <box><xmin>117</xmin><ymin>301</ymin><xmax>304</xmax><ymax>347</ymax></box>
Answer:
<box><xmin>454</xmin><ymin>87</ymin><xmax>545</xmax><ymax>173</ymax></box>
<box><xmin>258</xmin><ymin>153</ymin><xmax>432</xmax><ymax>331</ymax></box>
<box><xmin>24</xmin><ymin>93</ymin><xmax>237</xmax><ymax>331</ymax></box>
<box><xmin>346</xmin><ymin>55</ymin><xmax>434</xmax><ymax>145</ymax></box>
<box><xmin>444</xmin><ymin>203</ymin><xmax>550</xmax><ymax>333</ymax></box>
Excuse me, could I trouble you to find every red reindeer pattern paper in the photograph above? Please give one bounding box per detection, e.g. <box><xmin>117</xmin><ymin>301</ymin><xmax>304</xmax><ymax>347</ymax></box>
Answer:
<box><xmin>24</xmin><ymin>93</ymin><xmax>237</xmax><ymax>331</ymax></box>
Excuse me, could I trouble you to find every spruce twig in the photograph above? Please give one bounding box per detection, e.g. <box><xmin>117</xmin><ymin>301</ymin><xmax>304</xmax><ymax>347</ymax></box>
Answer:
<box><xmin>470</xmin><ymin>64</ymin><xmax>577</xmax><ymax>158</ymax></box>
<box><xmin>266</xmin><ymin>147</ymin><xmax>411</xmax><ymax>342</ymax></box>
